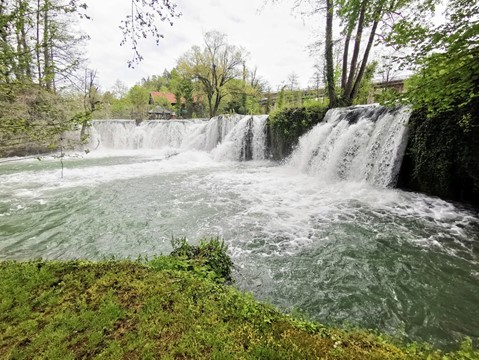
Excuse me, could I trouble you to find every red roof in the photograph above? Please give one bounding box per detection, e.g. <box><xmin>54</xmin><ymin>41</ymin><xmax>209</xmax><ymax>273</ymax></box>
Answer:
<box><xmin>150</xmin><ymin>92</ymin><xmax>179</xmax><ymax>104</ymax></box>
<box><xmin>150</xmin><ymin>92</ymin><xmax>202</xmax><ymax>105</ymax></box>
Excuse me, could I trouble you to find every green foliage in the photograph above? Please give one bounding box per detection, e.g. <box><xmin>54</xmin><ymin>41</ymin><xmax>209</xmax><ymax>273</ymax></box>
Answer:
<box><xmin>127</xmin><ymin>85</ymin><xmax>149</xmax><ymax>120</ymax></box>
<box><xmin>385</xmin><ymin>1</ymin><xmax>478</xmax><ymax>205</ymax></box>
<box><xmin>276</xmin><ymin>87</ymin><xmax>285</xmax><ymax>110</ymax></box>
<box><xmin>223</xmin><ymin>78</ymin><xmax>263</xmax><ymax>115</ymax></box>
<box><xmin>169</xmin><ymin>68</ymin><xmax>196</xmax><ymax>116</ymax></box>
<box><xmin>100</xmin><ymin>68</ymin><xmax>204</xmax><ymax>119</ymax></box>
<box><xmin>269</xmin><ymin>102</ymin><xmax>327</xmax><ymax>137</ymax></box>
<box><xmin>301</xmin><ymin>0</ymin><xmax>411</xmax><ymax>106</ymax></box>
<box><xmin>70</xmin><ymin>111</ymin><xmax>93</xmax><ymax>143</ymax></box>
<box><xmin>0</xmin><ymin>84</ymin><xmax>80</xmax><ymax>156</ymax></box>
<box><xmin>177</xmin><ymin>31</ymin><xmax>247</xmax><ymax>117</ymax></box>
<box><xmin>352</xmin><ymin>61</ymin><xmax>377</xmax><ymax>105</ymax></box>
<box><xmin>385</xmin><ymin>0</ymin><xmax>478</xmax><ymax>117</ymax></box>
<box><xmin>108</xmin><ymin>97</ymin><xmax>132</xmax><ymax>119</ymax></box>
<box><xmin>268</xmin><ymin>102</ymin><xmax>328</xmax><ymax>159</ymax></box>
<box><xmin>1</xmin><ymin>258</ymin><xmax>477</xmax><ymax>359</ymax></box>
<box><xmin>166</xmin><ymin>237</ymin><xmax>233</xmax><ymax>283</ymax></box>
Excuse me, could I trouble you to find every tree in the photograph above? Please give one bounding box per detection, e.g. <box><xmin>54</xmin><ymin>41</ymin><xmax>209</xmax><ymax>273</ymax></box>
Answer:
<box><xmin>352</xmin><ymin>61</ymin><xmax>376</xmax><ymax>105</ymax></box>
<box><xmin>287</xmin><ymin>72</ymin><xmax>299</xmax><ymax>91</ymax></box>
<box><xmin>310</xmin><ymin>67</ymin><xmax>323</xmax><ymax>101</ymax></box>
<box><xmin>80</xmin><ymin>69</ymin><xmax>100</xmax><ymax>141</ymax></box>
<box><xmin>385</xmin><ymin>0</ymin><xmax>478</xmax><ymax>116</ymax></box>
<box><xmin>177</xmin><ymin>31</ymin><xmax>247</xmax><ymax>118</ymax></box>
<box><xmin>274</xmin><ymin>0</ymin><xmax>414</xmax><ymax>107</ymax></box>
<box><xmin>127</xmin><ymin>85</ymin><xmax>149</xmax><ymax>120</ymax></box>
<box><xmin>0</xmin><ymin>0</ymin><xmax>91</xmax><ymax>154</ymax></box>
<box><xmin>112</xmin><ymin>79</ymin><xmax>129</xmax><ymax>99</ymax></box>
<box><xmin>169</xmin><ymin>68</ymin><xmax>195</xmax><ymax>117</ymax></box>
<box><xmin>0</xmin><ymin>0</ymin><xmax>88</xmax><ymax>90</ymax></box>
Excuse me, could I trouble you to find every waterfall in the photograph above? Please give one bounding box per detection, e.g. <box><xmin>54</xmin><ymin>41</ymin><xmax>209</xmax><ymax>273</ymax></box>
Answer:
<box><xmin>88</xmin><ymin>115</ymin><xmax>269</xmax><ymax>161</ymax></box>
<box><xmin>88</xmin><ymin>106</ymin><xmax>410</xmax><ymax>185</ymax></box>
<box><xmin>212</xmin><ymin>115</ymin><xmax>268</xmax><ymax>161</ymax></box>
<box><xmin>289</xmin><ymin>106</ymin><xmax>410</xmax><ymax>187</ymax></box>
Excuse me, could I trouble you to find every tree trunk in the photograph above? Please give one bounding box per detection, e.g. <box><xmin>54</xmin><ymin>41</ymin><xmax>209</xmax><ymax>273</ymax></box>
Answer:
<box><xmin>208</xmin><ymin>93</ymin><xmax>214</xmax><ymax>118</ymax></box>
<box><xmin>325</xmin><ymin>0</ymin><xmax>337</xmax><ymax>108</ymax></box>
<box><xmin>343</xmin><ymin>1</ymin><xmax>366</xmax><ymax>104</ymax></box>
<box><xmin>212</xmin><ymin>87</ymin><xmax>222</xmax><ymax>117</ymax></box>
<box><xmin>19</xmin><ymin>0</ymin><xmax>32</xmax><ymax>80</ymax></box>
<box><xmin>351</xmin><ymin>18</ymin><xmax>380</xmax><ymax>101</ymax></box>
<box><xmin>50</xmin><ymin>43</ymin><xmax>55</xmax><ymax>93</ymax></box>
<box><xmin>36</xmin><ymin>0</ymin><xmax>42</xmax><ymax>86</ymax></box>
<box><xmin>341</xmin><ymin>27</ymin><xmax>353</xmax><ymax>91</ymax></box>
<box><xmin>43</xmin><ymin>0</ymin><xmax>52</xmax><ymax>91</ymax></box>
<box><xmin>242</xmin><ymin>61</ymin><xmax>247</xmax><ymax>113</ymax></box>
<box><xmin>0</xmin><ymin>2</ymin><xmax>13</xmax><ymax>82</ymax></box>
<box><xmin>14</xmin><ymin>1</ymin><xmax>23</xmax><ymax>80</ymax></box>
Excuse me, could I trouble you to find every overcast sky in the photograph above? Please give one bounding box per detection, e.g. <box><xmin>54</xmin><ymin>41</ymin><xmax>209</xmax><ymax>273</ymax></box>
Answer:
<box><xmin>81</xmin><ymin>0</ymin><xmax>319</xmax><ymax>92</ymax></box>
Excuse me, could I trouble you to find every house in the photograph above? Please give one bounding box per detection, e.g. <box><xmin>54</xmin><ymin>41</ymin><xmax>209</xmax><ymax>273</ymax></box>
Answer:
<box><xmin>148</xmin><ymin>105</ymin><xmax>176</xmax><ymax>120</ymax></box>
<box><xmin>149</xmin><ymin>92</ymin><xmax>204</xmax><ymax>118</ymax></box>
<box><xmin>149</xmin><ymin>92</ymin><xmax>179</xmax><ymax>107</ymax></box>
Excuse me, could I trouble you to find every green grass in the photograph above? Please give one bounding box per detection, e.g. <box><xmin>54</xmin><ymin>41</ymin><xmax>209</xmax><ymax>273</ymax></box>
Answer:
<box><xmin>0</xmin><ymin>240</ymin><xmax>478</xmax><ymax>359</ymax></box>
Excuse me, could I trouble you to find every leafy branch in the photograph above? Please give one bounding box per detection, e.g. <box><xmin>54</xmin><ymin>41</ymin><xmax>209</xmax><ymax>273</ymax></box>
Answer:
<box><xmin>119</xmin><ymin>0</ymin><xmax>181</xmax><ymax>68</ymax></box>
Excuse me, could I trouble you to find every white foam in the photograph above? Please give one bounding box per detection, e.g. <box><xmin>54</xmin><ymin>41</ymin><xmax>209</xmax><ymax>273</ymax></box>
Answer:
<box><xmin>289</xmin><ymin>106</ymin><xmax>411</xmax><ymax>187</ymax></box>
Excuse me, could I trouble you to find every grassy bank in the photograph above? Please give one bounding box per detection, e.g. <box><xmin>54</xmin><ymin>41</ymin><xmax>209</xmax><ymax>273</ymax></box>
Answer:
<box><xmin>1</xmin><ymin>240</ymin><xmax>478</xmax><ymax>359</ymax></box>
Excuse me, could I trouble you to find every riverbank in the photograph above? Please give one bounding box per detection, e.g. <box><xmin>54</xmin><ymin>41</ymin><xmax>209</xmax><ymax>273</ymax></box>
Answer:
<box><xmin>1</xmin><ymin>242</ymin><xmax>477</xmax><ymax>359</ymax></box>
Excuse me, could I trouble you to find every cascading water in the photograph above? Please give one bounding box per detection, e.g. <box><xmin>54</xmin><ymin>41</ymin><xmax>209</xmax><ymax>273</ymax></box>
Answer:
<box><xmin>89</xmin><ymin>107</ymin><xmax>409</xmax><ymax>177</ymax></box>
<box><xmin>289</xmin><ymin>105</ymin><xmax>410</xmax><ymax>187</ymax></box>
<box><xmin>88</xmin><ymin>114</ymin><xmax>268</xmax><ymax>161</ymax></box>
<box><xmin>212</xmin><ymin>115</ymin><xmax>269</xmax><ymax>161</ymax></box>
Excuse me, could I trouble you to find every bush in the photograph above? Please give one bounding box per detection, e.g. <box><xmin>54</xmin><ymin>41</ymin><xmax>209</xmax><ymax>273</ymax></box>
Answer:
<box><xmin>153</xmin><ymin>237</ymin><xmax>234</xmax><ymax>283</ymax></box>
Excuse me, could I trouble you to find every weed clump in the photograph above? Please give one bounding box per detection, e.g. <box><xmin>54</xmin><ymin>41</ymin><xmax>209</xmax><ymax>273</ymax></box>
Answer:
<box><xmin>150</xmin><ymin>237</ymin><xmax>233</xmax><ymax>283</ymax></box>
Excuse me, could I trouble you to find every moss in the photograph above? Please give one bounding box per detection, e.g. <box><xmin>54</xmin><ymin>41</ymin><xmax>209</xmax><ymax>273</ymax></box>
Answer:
<box><xmin>398</xmin><ymin>104</ymin><xmax>479</xmax><ymax>205</ymax></box>
<box><xmin>268</xmin><ymin>103</ymin><xmax>327</xmax><ymax>160</ymax></box>
<box><xmin>0</xmin><ymin>239</ymin><xmax>478</xmax><ymax>359</ymax></box>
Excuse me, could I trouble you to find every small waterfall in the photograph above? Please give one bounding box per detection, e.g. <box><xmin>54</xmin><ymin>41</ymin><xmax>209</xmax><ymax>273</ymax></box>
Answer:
<box><xmin>212</xmin><ymin>115</ymin><xmax>268</xmax><ymax>161</ymax></box>
<box><xmin>289</xmin><ymin>106</ymin><xmax>410</xmax><ymax>187</ymax></box>
<box><xmin>88</xmin><ymin>115</ymin><xmax>269</xmax><ymax>161</ymax></box>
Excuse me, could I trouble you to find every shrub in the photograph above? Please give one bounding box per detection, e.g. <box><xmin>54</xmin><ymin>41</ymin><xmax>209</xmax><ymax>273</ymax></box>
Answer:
<box><xmin>157</xmin><ymin>237</ymin><xmax>234</xmax><ymax>283</ymax></box>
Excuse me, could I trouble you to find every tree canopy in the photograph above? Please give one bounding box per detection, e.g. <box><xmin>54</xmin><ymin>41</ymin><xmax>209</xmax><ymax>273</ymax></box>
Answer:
<box><xmin>386</xmin><ymin>0</ymin><xmax>479</xmax><ymax>116</ymax></box>
<box><xmin>177</xmin><ymin>31</ymin><xmax>248</xmax><ymax>118</ymax></box>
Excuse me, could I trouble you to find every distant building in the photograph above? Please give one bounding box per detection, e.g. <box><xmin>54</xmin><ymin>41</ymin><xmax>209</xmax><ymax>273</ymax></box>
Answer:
<box><xmin>149</xmin><ymin>92</ymin><xmax>203</xmax><ymax>119</ymax></box>
<box><xmin>149</xmin><ymin>92</ymin><xmax>179</xmax><ymax>107</ymax></box>
<box><xmin>148</xmin><ymin>105</ymin><xmax>176</xmax><ymax>120</ymax></box>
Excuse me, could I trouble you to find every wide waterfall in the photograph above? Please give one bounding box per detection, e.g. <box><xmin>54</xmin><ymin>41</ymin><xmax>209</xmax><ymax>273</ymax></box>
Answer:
<box><xmin>88</xmin><ymin>114</ymin><xmax>269</xmax><ymax>161</ymax></box>
<box><xmin>88</xmin><ymin>106</ymin><xmax>409</xmax><ymax>187</ymax></box>
<box><xmin>289</xmin><ymin>105</ymin><xmax>410</xmax><ymax>187</ymax></box>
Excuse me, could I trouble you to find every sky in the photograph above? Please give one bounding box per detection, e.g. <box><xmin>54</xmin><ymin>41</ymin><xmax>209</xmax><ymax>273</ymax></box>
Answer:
<box><xmin>80</xmin><ymin>0</ymin><xmax>320</xmax><ymax>92</ymax></box>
